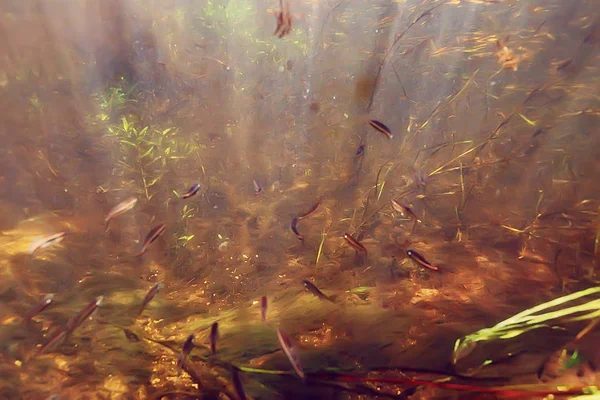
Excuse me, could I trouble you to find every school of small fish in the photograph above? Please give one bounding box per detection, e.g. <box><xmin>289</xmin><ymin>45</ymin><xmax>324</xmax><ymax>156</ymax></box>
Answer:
<box><xmin>2</xmin><ymin>1</ymin><xmax>600</xmax><ymax>399</ymax></box>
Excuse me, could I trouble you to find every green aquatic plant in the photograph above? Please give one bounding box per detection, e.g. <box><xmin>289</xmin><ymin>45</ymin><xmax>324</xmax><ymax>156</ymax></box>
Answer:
<box><xmin>106</xmin><ymin>116</ymin><xmax>197</xmax><ymax>201</ymax></box>
<box><xmin>453</xmin><ymin>286</ymin><xmax>600</xmax><ymax>367</ymax></box>
<box><xmin>176</xmin><ymin>204</ymin><xmax>196</xmax><ymax>248</ymax></box>
<box><xmin>91</xmin><ymin>79</ymin><xmax>138</xmax><ymax>122</ymax></box>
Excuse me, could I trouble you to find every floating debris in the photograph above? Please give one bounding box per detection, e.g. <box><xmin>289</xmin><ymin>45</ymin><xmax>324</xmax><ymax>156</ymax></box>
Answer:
<box><xmin>538</xmin><ymin>347</ymin><xmax>580</xmax><ymax>382</ymax></box>
<box><xmin>495</xmin><ymin>36</ymin><xmax>521</xmax><ymax>71</ymax></box>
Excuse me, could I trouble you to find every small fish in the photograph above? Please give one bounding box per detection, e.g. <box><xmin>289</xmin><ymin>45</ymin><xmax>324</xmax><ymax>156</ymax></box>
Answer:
<box><xmin>66</xmin><ymin>296</ymin><xmax>103</xmax><ymax>333</ymax></box>
<box><xmin>297</xmin><ymin>202</ymin><xmax>320</xmax><ymax>220</ymax></box>
<box><xmin>138</xmin><ymin>282</ymin><xmax>163</xmax><ymax>317</ymax></box>
<box><xmin>356</xmin><ymin>144</ymin><xmax>365</xmax><ymax>156</ymax></box>
<box><xmin>138</xmin><ymin>224</ymin><xmax>166</xmax><ymax>256</ymax></box>
<box><xmin>302</xmin><ymin>280</ymin><xmax>334</xmax><ymax>303</ymax></box>
<box><xmin>584</xmin><ymin>19</ymin><xmax>600</xmax><ymax>44</ymax></box>
<box><xmin>232</xmin><ymin>366</ymin><xmax>247</xmax><ymax>400</ymax></box>
<box><xmin>407</xmin><ymin>249</ymin><xmax>439</xmax><ymax>271</ymax></box>
<box><xmin>123</xmin><ymin>328</ymin><xmax>141</xmax><ymax>342</ymax></box>
<box><xmin>343</xmin><ymin>233</ymin><xmax>368</xmax><ymax>254</ymax></box>
<box><xmin>532</xmin><ymin>128</ymin><xmax>546</xmax><ymax>138</ymax></box>
<box><xmin>28</xmin><ymin>232</ymin><xmax>67</xmax><ymax>255</ymax></box>
<box><xmin>273</xmin><ymin>0</ymin><xmax>292</xmax><ymax>38</ymax></box>
<box><xmin>38</xmin><ymin>330</ymin><xmax>67</xmax><ymax>355</ymax></box>
<box><xmin>105</xmin><ymin>197</ymin><xmax>137</xmax><ymax>231</ymax></box>
<box><xmin>182</xmin><ymin>183</ymin><xmax>201</xmax><ymax>199</ymax></box>
<box><xmin>260</xmin><ymin>296</ymin><xmax>268</xmax><ymax>322</ymax></box>
<box><xmin>210</xmin><ymin>322</ymin><xmax>219</xmax><ymax>355</ymax></box>
<box><xmin>276</xmin><ymin>328</ymin><xmax>305</xmax><ymax>379</ymax></box>
<box><xmin>24</xmin><ymin>294</ymin><xmax>54</xmax><ymax>321</ymax></box>
<box><xmin>253</xmin><ymin>179</ymin><xmax>262</xmax><ymax>195</ymax></box>
<box><xmin>414</xmin><ymin>169</ymin><xmax>427</xmax><ymax>188</ymax></box>
<box><xmin>177</xmin><ymin>333</ymin><xmax>195</xmax><ymax>368</ymax></box>
<box><xmin>556</xmin><ymin>59</ymin><xmax>573</xmax><ymax>71</ymax></box>
<box><xmin>368</xmin><ymin>119</ymin><xmax>393</xmax><ymax>139</ymax></box>
<box><xmin>391</xmin><ymin>200</ymin><xmax>418</xmax><ymax>220</ymax></box>
<box><xmin>291</xmin><ymin>217</ymin><xmax>304</xmax><ymax>241</ymax></box>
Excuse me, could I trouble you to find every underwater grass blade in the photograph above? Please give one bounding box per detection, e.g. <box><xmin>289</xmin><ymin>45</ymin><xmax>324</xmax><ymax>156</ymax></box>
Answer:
<box><xmin>316</xmin><ymin>373</ymin><xmax>589</xmax><ymax>398</ymax></box>
<box><xmin>453</xmin><ymin>287</ymin><xmax>600</xmax><ymax>364</ymax></box>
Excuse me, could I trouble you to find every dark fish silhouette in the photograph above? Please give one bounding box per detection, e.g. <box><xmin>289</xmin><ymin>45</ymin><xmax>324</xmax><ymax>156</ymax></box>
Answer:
<box><xmin>343</xmin><ymin>233</ymin><xmax>368</xmax><ymax>254</ymax></box>
<box><xmin>138</xmin><ymin>224</ymin><xmax>166</xmax><ymax>256</ymax></box>
<box><xmin>232</xmin><ymin>366</ymin><xmax>247</xmax><ymax>400</ymax></box>
<box><xmin>123</xmin><ymin>328</ymin><xmax>141</xmax><ymax>342</ymax></box>
<box><xmin>210</xmin><ymin>322</ymin><xmax>219</xmax><ymax>355</ymax></box>
<box><xmin>291</xmin><ymin>217</ymin><xmax>303</xmax><ymax>241</ymax></box>
<box><xmin>391</xmin><ymin>200</ymin><xmax>418</xmax><ymax>220</ymax></box>
<box><xmin>253</xmin><ymin>179</ymin><xmax>262</xmax><ymax>195</ymax></box>
<box><xmin>105</xmin><ymin>197</ymin><xmax>137</xmax><ymax>231</ymax></box>
<box><xmin>24</xmin><ymin>294</ymin><xmax>54</xmax><ymax>321</ymax></box>
<box><xmin>260</xmin><ymin>296</ymin><xmax>268</xmax><ymax>322</ymax></box>
<box><xmin>368</xmin><ymin>119</ymin><xmax>392</xmax><ymax>139</ymax></box>
<box><xmin>39</xmin><ymin>296</ymin><xmax>103</xmax><ymax>356</ymax></box>
<box><xmin>302</xmin><ymin>280</ymin><xmax>335</xmax><ymax>303</ymax></box>
<box><xmin>177</xmin><ymin>334</ymin><xmax>195</xmax><ymax>369</ymax></box>
<box><xmin>277</xmin><ymin>328</ymin><xmax>304</xmax><ymax>379</ymax></box>
<box><xmin>66</xmin><ymin>296</ymin><xmax>103</xmax><ymax>333</ymax></box>
<box><xmin>38</xmin><ymin>330</ymin><xmax>68</xmax><ymax>355</ymax></box>
<box><xmin>297</xmin><ymin>202</ymin><xmax>320</xmax><ymax>220</ymax></box>
<box><xmin>182</xmin><ymin>183</ymin><xmax>201</xmax><ymax>199</ymax></box>
<box><xmin>407</xmin><ymin>249</ymin><xmax>438</xmax><ymax>271</ymax></box>
<box><xmin>291</xmin><ymin>202</ymin><xmax>321</xmax><ymax>241</ymax></box>
<box><xmin>28</xmin><ymin>232</ymin><xmax>67</xmax><ymax>255</ymax></box>
<box><xmin>138</xmin><ymin>282</ymin><xmax>163</xmax><ymax>317</ymax></box>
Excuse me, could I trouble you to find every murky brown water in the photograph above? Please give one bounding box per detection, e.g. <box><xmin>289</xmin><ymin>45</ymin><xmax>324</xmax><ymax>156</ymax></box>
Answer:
<box><xmin>0</xmin><ymin>0</ymin><xmax>599</xmax><ymax>399</ymax></box>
